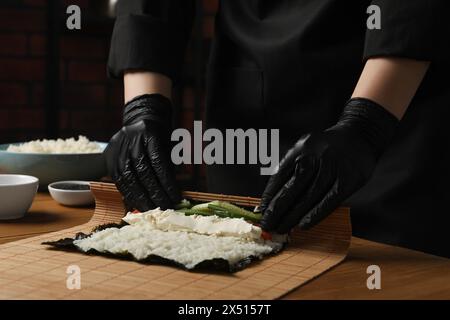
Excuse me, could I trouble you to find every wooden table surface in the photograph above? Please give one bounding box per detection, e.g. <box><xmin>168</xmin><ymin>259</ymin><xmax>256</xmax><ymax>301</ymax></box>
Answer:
<box><xmin>1</xmin><ymin>193</ymin><xmax>449</xmax><ymax>299</ymax></box>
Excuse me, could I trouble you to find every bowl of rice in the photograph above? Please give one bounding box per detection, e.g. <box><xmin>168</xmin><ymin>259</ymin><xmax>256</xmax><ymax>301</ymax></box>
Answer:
<box><xmin>0</xmin><ymin>136</ymin><xmax>107</xmax><ymax>187</ymax></box>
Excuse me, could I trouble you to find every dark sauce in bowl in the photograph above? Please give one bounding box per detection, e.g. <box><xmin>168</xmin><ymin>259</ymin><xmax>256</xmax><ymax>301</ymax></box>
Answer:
<box><xmin>51</xmin><ymin>183</ymin><xmax>90</xmax><ymax>191</ymax></box>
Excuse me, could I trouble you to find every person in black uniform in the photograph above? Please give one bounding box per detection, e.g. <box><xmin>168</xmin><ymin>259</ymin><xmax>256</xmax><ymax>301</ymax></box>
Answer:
<box><xmin>104</xmin><ymin>0</ymin><xmax>450</xmax><ymax>258</ymax></box>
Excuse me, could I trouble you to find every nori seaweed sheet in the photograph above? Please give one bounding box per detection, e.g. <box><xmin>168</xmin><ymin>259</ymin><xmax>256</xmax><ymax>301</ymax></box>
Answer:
<box><xmin>42</xmin><ymin>222</ymin><xmax>282</xmax><ymax>273</ymax></box>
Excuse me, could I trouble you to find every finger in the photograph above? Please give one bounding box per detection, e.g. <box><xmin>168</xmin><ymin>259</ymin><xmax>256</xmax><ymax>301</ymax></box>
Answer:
<box><xmin>107</xmin><ymin>134</ymin><xmax>141</xmax><ymax>210</ymax></box>
<box><xmin>259</xmin><ymin>134</ymin><xmax>311</xmax><ymax>212</ymax></box>
<box><xmin>259</xmin><ymin>161</ymin><xmax>295</xmax><ymax>213</ymax></box>
<box><xmin>116</xmin><ymin>156</ymin><xmax>154</xmax><ymax>212</ymax></box>
<box><xmin>275</xmin><ymin>157</ymin><xmax>336</xmax><ymax>234</ymax></box>
<box><xmin>115</xmin><ymin>174</ymin><xmax>138</xmax><ymax>212</ymax></box>
<box><xmin>104</xmin><ymin>130</ymin><xmax>125</xmax><ymax>179</ymax></box>
<box><xmin>111</xmin><ymin>130</ymin><xmax>129</xmax><ymax>182</ymax></box>
<box><xmin>130</xmin><ymin>137</ymin><xmax>172</xmax><ymax>209</ymax></box>
<box><xmin>145</xmin><ymin>133</ymin><xmax>182</xmax><ymax>205</ymax></box>
<box><xmin>260</xmin><ymin>157</ymin><xmax>316</xmax><ymax>231</ymax></box>
<box><xmin>298</xmin><ymin>179</ymin><xmax>342</xmax><ymax>230</ymax></box>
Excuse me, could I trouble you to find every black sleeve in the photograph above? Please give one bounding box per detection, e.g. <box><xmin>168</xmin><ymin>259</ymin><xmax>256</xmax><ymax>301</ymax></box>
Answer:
<box><xmin>364</xmin><ymin>0</ymin><xmax>450</xmax><ymax>63</ymax></box>
<box><xmin>107</xmin><ymin>0</ymin><xmax>196</xmax><ymax>82</ymax></box>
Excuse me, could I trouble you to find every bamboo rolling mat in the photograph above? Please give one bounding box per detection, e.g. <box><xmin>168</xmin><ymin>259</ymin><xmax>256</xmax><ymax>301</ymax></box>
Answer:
<box><xmin>0</xmin><ymin>182</ymin><xmax>351</xmax><ymax>300</ymax></box>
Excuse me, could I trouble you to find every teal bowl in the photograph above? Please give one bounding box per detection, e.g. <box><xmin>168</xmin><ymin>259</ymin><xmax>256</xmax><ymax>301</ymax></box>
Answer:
<box><xmin>0</xmin><ymin>142</ymin><xmax>108</xmax><ymax>187</ymax></box>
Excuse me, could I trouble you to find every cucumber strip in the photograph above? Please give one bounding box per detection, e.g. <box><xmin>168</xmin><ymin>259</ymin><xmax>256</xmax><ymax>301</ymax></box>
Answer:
<box><xmin>176</xmin><ymin>208</ymin><xmax>212</xmax><ymax>217</ymax></box>
<box><xmin>208</xmin><ymin>203</ymin><xmax>262</xmax><ymax>222</ymax></box>
<box><xmin>207</xmin><ymin>205</ymin><xmax>239</xmax><ymax>219</ymax></box>
<box><xmin>176</xmin><ymin>208</ymin><xmax>230</xmax><ymax>219</ymax></box>
<box><xmin>209</xmin><ymin>210</ymin><xmax>230</xmax><ymax>218</ymax></box>
<box><xmin>190</xmin><ymin>202</ymin><xmax>214</xmax><ymax>214</ymax></box>
<box><xmin>175</xmin><ymin>199</ymin><xmax>192</xmax><ymax>210</ymax></box>
<box><xmin>181</xmin><ymin>200</ymin><xmax>262</xmax><ymax>222</ymax></box>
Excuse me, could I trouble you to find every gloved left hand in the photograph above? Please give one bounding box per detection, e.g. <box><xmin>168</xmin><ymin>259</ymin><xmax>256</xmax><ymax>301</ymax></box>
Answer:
<box><xmin>259</xmin><ymin>98</ymin><xmax>399</xmax><ymax>233</ymax></box>
<box><xmin>104</xmin><ymin>94</ymin><xmax>181</xmax><ymax>212</ymax></box>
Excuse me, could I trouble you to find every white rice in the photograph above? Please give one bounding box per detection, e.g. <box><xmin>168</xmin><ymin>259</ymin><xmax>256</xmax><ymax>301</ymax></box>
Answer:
<box><xmin>6</xmin><ymin>135</ymin><xmax>102</xmax><ymax>154</ymax></box>
<box><xmin>74</xmin><ymin>209</ymin><xmax>284</xmax><ymax>269</ymax></box>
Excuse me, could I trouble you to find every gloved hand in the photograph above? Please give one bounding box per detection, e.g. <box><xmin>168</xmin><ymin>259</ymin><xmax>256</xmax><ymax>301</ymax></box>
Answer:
<box><xmin>259</xmin><ymin>98</ymin><xmax>399</xmax><ymax>233</ymax></box>
<box><xmin>104</xmin><ymin>94</ymin><xmax>181</xmax><ymax>211</ymax></box>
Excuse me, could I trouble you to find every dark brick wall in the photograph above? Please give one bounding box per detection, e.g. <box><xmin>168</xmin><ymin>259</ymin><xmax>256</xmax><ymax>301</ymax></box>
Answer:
<box><xmin>0</xmin><ymin>0</ymin><xmax>217</xmax><ymax>188</ymax></box>
<box><xmin>0</xmin><ymin>1</ymin><xmax>47</xmax><ymax>142</ymax></box>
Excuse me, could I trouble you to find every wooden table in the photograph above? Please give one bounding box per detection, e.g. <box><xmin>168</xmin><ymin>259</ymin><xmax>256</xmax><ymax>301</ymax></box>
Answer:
<box><xmin>1</xmin><ymin>193</ymin><xmax>449</xmax><ymax>299</ymax></box>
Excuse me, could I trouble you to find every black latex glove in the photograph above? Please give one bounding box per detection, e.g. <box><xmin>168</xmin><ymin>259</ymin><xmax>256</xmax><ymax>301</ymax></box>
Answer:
<box><xmin>104</xmin><ymin>94</ymin><xmax>181</xmax><ymax>211</ymax></box>
<box><xmin>259</xmin><ymin>98</ymin><xmax>399</xmax><ymax>233</ymax></box>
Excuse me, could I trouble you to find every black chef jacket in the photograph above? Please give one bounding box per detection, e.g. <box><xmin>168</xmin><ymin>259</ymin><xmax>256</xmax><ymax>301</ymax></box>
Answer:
<box><xmin>108</xmin><ymin>0</ymin><xmax>450</xmax><ymax>258</ymax></box>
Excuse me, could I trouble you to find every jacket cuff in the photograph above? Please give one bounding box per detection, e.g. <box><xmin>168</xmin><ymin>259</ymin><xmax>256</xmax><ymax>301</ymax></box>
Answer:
<box><xmin>107</xmin><ymin>14</ymin><xmax>178</xmax><ymax>82</ymax></box>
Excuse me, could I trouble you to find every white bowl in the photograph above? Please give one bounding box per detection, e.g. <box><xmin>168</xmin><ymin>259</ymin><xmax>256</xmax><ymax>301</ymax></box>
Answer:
<box><xmin>0</xmin><ymin>174</ymin><xmax>39</xmax><ymax>220</ymax></box>
<box><xmin>48</xmin><ymin>181</ymin><xmax>95</xmax><ymax>207</ymax></box>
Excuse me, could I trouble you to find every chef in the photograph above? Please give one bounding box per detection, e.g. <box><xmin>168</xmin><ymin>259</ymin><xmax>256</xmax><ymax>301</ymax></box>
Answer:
<box><xmin>104</xmin><ymin>0</ymin><xmax>450</xmax><ymax>258</ymax></box>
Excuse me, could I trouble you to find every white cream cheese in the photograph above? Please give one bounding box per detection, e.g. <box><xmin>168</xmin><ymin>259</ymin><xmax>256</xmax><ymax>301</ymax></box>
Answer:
<box><xmin>122</xmin><ymin>208</ymin><xmax>262</xmax><ymax>240</ymax></box>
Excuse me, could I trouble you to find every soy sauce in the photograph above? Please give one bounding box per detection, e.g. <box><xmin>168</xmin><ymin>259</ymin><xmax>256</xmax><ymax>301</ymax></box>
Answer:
<box><xmin>51</xmin><ymin>183</ymin><xmax>90</xmax><ymax>191</ymax></box>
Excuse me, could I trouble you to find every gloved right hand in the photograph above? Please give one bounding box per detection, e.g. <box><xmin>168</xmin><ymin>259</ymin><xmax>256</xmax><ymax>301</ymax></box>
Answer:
<box><xmin>104</xmin><ymin>94</ymin><xmax>181</xmax><ymax>212</ymax></box>
<box><xmin>259</xmin><ymin>98</ymin><xmax>399</xmax><ymax>233</ymax></box>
